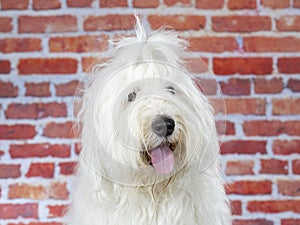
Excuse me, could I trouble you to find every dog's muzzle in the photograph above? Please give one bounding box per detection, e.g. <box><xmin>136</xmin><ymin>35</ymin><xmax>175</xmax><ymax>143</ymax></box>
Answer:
<box><xmin>151</xmin><ymin>115</ymin><xmax>175</xmax><ymax>137</ymax></box>
<box><xmin>141</xmin><ymin>115</ymin><xmax>177</xmax><ymax>175</ymax></box>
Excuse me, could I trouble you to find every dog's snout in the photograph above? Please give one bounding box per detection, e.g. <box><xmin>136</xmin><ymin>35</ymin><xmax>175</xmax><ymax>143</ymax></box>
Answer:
<box><xmin>152</xmin><ymin>116</ymin><xmax>175</xmax><ymax>137</ymax></box>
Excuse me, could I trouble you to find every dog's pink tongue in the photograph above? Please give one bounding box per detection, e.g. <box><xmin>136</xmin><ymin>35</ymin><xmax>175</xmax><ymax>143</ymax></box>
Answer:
<box><xmin>151</xmin><ymin>145</ymin><xmax>174</xmax><ymax>174</ymax></box>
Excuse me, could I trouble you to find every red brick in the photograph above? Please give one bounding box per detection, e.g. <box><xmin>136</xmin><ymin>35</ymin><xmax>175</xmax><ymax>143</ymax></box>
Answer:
<box><xmin>243</xmin><ymin>120</ymin><xmax>284</xmax><ymax>136</ymax></box>
<box><xmin>212</xmin><ymin>16</ymin><xmax>272</xmax><ymax>32</ymax></box>
<box><xmin>285</xmin><ymin>121</ymin><xmax>300</xmax><ymax>136</ymax></box>
<box><xmin>193</xmin><ymin>77</ymin><xmax>216</xmax><ymax>95</ymax></box>
<box><xmin>0</xmin><ymin>17</ymin><xmax>13</xmax><ymax>32</ymax></box>
<box><xmin>209</xmin><ymin>98</ymin><xmax>227</xmax><ymax>115</ymax></box>
<box><xmin>6</xmin><ymin>102</ymin><xmax>67</xmax><ymax>119</ymax></box>
<box><xmin>196</xmin><ymin>0</ymin><xmax>224</xmax><ymax>9</ymax></box>
<box><xmin>82</xmin><ymin>56</ymin><xmax>97</xmax><ymax>72</ymax></box>
<box><xmin>33</xmin><ymin>0</ymin><xmax>61</xmax><ymax>10</ymax></box>
<box><xmin>213</xmin><ymin>57</ymin><xmax>273</xmax><ymax>75</ymax></box>
<box><xmin>0</xmin><ymin>124</ymin><xmax>36</xmax><ymax>139</ymax></box>
<box><xmin>0</xmin><ymin>203</ymin><xmax>38</xmax><ymax>219</ymax></box>
<box><xmin>261</xmin><ymin>0</ymin><xmax>289</xmax><ymax>8</ymax></box>
<box><xmin>49</xmin><ymin>182</ymin><xmax>69</xmax><ymax>200</ymax></box>
<box><xmin>84</xmin><ymin>14</ymin><xmax>135</xmax><ymax>31</ymax></box>
<box><xmin>220</xmin><ymin>140</ymin><xmax>267</xmax><ymax>154</ymax></box>
<box><xmin>67</xmin><ymin>0</ymin><xmax>93</xmax><ymax>7</ymax></box>
<box><xmin>244</xmin><ymin>37</ymin><xmax>300</xmax><ymax>52</ymax></box>
<box><xmin>49</xmin><ymin>35</ymin><xmax>108</xmax><ymax>53</ymax></box>
<box><xmin>59</xmin><ymin>162</ymin><xmax>77</xmax><ymax>175</ymax></box>
<box><xmin>100</xmin><ymin>0</ymin><xmax>127</xmax><ymax>7</ymax></box>
<box><xmin>25</xmin><ymin>82</ymin><xmax>51</xmax><ymax>97</ymax></box>
<box><xmin>233</xmin><ymin>219</ymin><xmax>273</xmax><ymax>225</ymax></box>
<box><xmin>273</xmin><ymin>140</ymin><xmax>300</xmax><ymax>155</ymax></box>
<box><xmin>185</xmin><ymin>58</ymin><xmax>209</xmax><ymax>75</ymax></box>
<box><xmin>260</xmin><ymin>159</ymin><xmax>288</xmax><ymax>174</ymax></box>
<box><xmin>55</xmin><ymin>80</ymin><xmax>79</xmax><ymax>96</ymax></box>
<box><xmin>0</xmin><ymin>81</ymin><xmax>18</xmax><ymax>97</ymax></box>
<box><xmin>277</xmin><ymin>16</ymin><xmax>300</xmax><ymax>31</ymax></box>
<box><xmin>148</xmin><ymin>15</ymin><xmax>206</xmax><ymax>30</ymax></box>
<box><xmin>18</xmin><ymin>58</ymin><xmax>78</xmax><ymax>75</ymax></box>
<box><xmin>230</xmin><ymin>200</ymin><xmax>242</xmax><ymax>215</ymax></box>
<box><xmin>293</xmin><ymin>160</ymin><xmax>300</xmax><ymax>174</ymax></box>
<box><xmin>272</xmin><ymin>98</ymin><xmax>300</xmax><ymax>115</ymax></box>
<box><xmin>47</xmin><ymin>205</ymin><xmax>67</xmax><ymax>218</ymax></box>
<box><xmin>216</xmin><ymin>120</ymin><xmax>235</xmax><ymax>135</ymax></box>
<box><xmin>225</xmin><ymin>98</ymin><xmax>265</xmax><ymax>115</ymax></box>
<box><xmin>228</xmin><ymin>0</ymin><xmax>256</xmax><ymax>9</ymax></box>
<box><xmin>254</xmin><ymin>77</ymin><xmax>283</xmax><ymax>93</ymax></box>
<box><xmin>26</xmin><ymin>162</ymin><xmax>55</xmax><ymax>178</ymax></box>
<box><xmin>0</xmin><ymin>0</ymin><xmax>29</xmax><ymax>9</ymax></box>
<box><xmin>189</xmin><ymin>37</ymin><xmax>238</xmax><ymax>52</ymax></box>
<box><xmin>0</xmin><ymin>60</ymin><xmax>10</xmax><ymax>74</ymax></box>
<box><xmin>0</xmin><ymin>164</ymin><xmax>21</xmax><ymax>178</ymax></box>
<box><xmin>164</xmin><ymin>0</ymin><xmax>191</xmax><ymax>6</ymax></box>
<box><xmin>43</xmin><ymin>121</ymin><xmax>74</xmax><ymax>138</ymax></box>
<box><xmin>226</xmin><ymin>180</ymin><xmax>272</xmax><ymax>195</ymax></box>
<box><xmin>133</xmin><ymin>0</ymin><xmax>159</xmax><ymax>7</ymax></box>
<box><xmin>288</xmin><ymin>79</ymin><xmax>300</xmax><ymax>92</ymax></box>
<box><xmin>278</xmin><ymin>180</ymin><xmax>300</xmax><ymax>196</ymax></box>
<box><xmin>247</xmin><ymin>200</ymin><xmax>300</xmax><ymax>213</ymax></box>
<box><xmin>81</xmin><ymin>57</ymin><xmax>110</xmax><ymax>73</ymax></box>
<box><xmin>10</xmin><ymin>143</ymin><xmax>71</xmax><ymax>158</ymax></box>
<box><xmin>8</xmin><ymin>183</ymin><xmax>46</xmax><ymax>199</ymax></box>
<box><xmin>295</xmin><ymin>0</ymin><xmax>300</xmax><ymax>7</ymax></box>
<box><xmin>282</xmin><ymin>219</ymin><xmax>300</xmax><ymax>225</ymax></box>
<box><xmin>226</xmin><ymin>160</ymin><xmax>254</xmax><ymax>175</ymax></box>
<box><xmin>220</xmin><ymin>78</ymin><xmax>251</xmax><ymax>95</ymax></box>
<box><xmin>18</xmin><ymin>15</ymin><xmax>77</xmax><ymax>33</ymax></box>
<box><xmin>278</xmin><ymin>57</ymin><xmax>300</xmax><ymax>74</ymax></box>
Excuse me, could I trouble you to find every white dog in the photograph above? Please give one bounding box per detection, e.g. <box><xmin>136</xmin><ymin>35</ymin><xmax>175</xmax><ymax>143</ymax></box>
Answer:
<box><xmin>65</xmin><ymin>17</ymin><xmax>231</xmax><ymax>225</ymax></box>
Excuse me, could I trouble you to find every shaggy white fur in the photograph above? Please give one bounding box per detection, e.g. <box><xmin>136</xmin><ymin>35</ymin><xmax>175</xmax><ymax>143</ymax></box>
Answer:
<box><xmin>65</xmin><ymin>17</ymin><xmax>231</xmax><ymax>225</ymax></box>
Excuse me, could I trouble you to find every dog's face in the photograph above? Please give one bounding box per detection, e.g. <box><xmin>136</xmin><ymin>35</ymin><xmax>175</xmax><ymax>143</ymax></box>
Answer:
<box><xmin>87</xmin><ymin>60</ymin><xmax>218</xmax><ymax>186</ymax></box>
<box><xmin>77</xmin><ymin>30</ymin><xmax>226</xmax><ymax>186</ymax></box>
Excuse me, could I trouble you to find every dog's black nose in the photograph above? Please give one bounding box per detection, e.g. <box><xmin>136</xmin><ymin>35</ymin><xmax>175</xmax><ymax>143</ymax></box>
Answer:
<box><xmin>152</xmin><ymin>116</ymin><xmax>175</xmax><ymax>137</ymax></box>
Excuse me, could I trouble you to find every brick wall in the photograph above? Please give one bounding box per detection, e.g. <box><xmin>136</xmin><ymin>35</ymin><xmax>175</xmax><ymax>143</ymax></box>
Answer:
<box><xmin>0</xmin><ymin>0</ymin><xmax>300</xmax><ymax>225</ymax></box>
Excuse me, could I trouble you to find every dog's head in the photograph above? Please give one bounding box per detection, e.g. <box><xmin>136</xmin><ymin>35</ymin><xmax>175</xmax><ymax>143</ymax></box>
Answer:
<box><xmin>76</xmin><ymin>17</ymin><xmax>223</xmax><ymax>187</ymax></box>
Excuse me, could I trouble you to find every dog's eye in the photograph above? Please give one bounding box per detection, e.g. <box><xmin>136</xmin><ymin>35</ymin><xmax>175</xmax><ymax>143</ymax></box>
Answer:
<box><xmin>165</xmin><ymin>86</ymin><xmax>175</xmax><ymax>95</ymax></box>
<box><xmin>128</xmin><ymin>91</ymin><xmax>137</xmax><ymax>102</ymax></box>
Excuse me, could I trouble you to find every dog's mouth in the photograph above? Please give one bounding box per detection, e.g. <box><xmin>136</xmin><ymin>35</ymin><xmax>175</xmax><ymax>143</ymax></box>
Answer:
<box><xmin>141</xmin><ymin>142</ymin><xmax>177</xmax><ymax>175</ymax></box>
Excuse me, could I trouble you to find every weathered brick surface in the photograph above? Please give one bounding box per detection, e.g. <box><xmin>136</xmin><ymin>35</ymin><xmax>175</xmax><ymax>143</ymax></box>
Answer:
<box><xmin>228</xmin><ymin>0</ymin><xmax>257</xmax><ymax>10</ymax></box>
<box><xmin>148</xmin><ymin>15</ymin><xmax>206</xmax><ymax>30</ymax></box>
<box><xmin>5</xmin><ymin>102</ymin><xmax>67</xmax><ymax>119</ymax></box>
<box><xmin>32</xmin><ymin>0</ymin><xmax>61</xmax><ymax>10</ymax></box>
<box><xmin>1</xmin><ymin>0</ymin><xmax>29</xmax><ymax>10</ymax></box>
<box><xmin>0</xmin><ymin>60</ymin><xmax>11</xmax><ymax>74</ymax></box>
<box><xmin>189</xmin><ymin>37</ymin><xmax>238</xmax><ymax>52</ymax></box>
<box><xmin>213</xmin><ymin>57</ymin><xmax>273</xmax><ymax>75</ymax></box>
<box><xmin>49</xmin><ymin>35</ymin><xmax>108</xmax><ymax>52</ymax></box>
<box><xmin>18</xmin><ymin>15</ymin><xmax>77</xmax><ymax>33</ymax></box>
<box><xmin>18</xmin><ymin>58</ymin><xmax>78</xmax><ymax>75</ymax></box>
<box><xmin>226</xmin><ymin>180</ymin><xmax>272</xmax><ymax>195</ymax></box>
<box><xmin>0</xmin><ymin>17</ymin><xmax>13</xmax><ymax>32</ymax></box>
<box><xmin>0</xmin><ymin>1</ymin><xmax>299</xmax><ymax>224</ymax></box>
<box><xmin>212</xmin><ymin>16</ymin><xmax>272</xmax><ymax>32</ymax></box>
<box><xmin>261</xmin><ymin>0</ymin><xmax>290</xmax><ymax>8</ymax></box>
<box><xmin>226</xmin><ymin>160</ymin><xmax>254</xmax><ymax>175</ymax></box>
<box><xmin>84</xmin><ymin>14</ymin><xmax>135</xmax><ymax>31</ymax></box>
